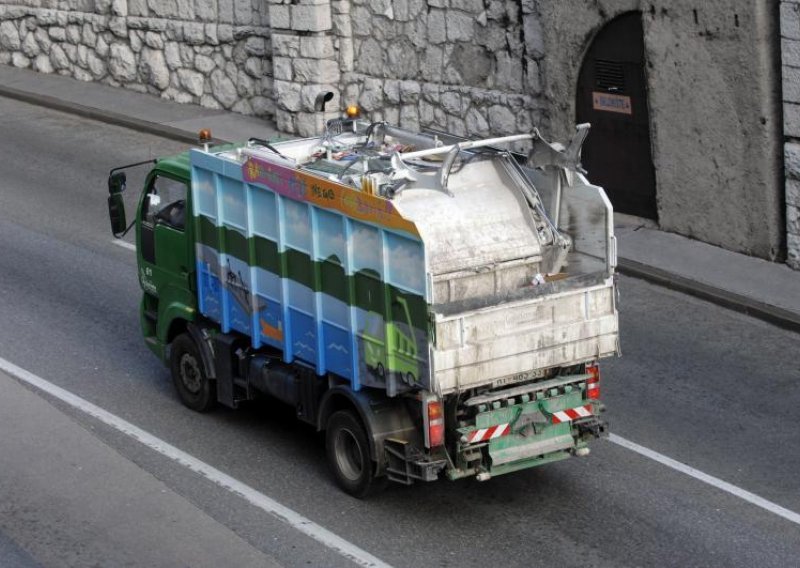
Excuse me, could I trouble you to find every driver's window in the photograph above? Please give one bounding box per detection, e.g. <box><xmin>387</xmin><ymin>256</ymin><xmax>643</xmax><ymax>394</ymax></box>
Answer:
<box><xmin>143</xmin><ymin>176</ymin><xmax>187</xmax><ymax>231</ymax></box>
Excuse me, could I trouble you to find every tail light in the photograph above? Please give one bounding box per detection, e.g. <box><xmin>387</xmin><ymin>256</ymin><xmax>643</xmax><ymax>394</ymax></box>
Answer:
<box><xmin>586</xmin><ymin>364</ymin><xmax>600</xmax><ymax>400</ymax></box>
<box><xmin>426</xmin><ymin>400</ymin><xmax>445</xmax><ymax>447</ymax></box>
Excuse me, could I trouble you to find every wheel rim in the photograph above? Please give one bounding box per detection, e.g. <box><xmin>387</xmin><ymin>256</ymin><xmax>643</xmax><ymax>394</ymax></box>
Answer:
<box><xmin>179</xmin><ymin>353</ymin><xmax>202</xmax><ymax>394</ymax></box>
<box><xmin>334</xmin><ymin>427</ymin><xmax>364</xmax><ymax>482</ymax></box>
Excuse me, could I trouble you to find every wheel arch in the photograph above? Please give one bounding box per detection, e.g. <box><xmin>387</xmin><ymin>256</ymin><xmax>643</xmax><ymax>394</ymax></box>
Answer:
<box><xmin>317</xmin><ymin>386</ymin><xmax>418</xmax><ymax>470</ymax></box>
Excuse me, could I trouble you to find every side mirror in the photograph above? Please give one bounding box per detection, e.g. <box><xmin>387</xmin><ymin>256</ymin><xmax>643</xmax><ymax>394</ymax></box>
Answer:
<box><xmin>108</xmin><ymin>192</ymin><xmax>127</xmax><ymax>236</ymax></box>
<box><xmin>108</xmin><ymin>171</ymin><xmax>126</xmax><ymax>194</ymax></box>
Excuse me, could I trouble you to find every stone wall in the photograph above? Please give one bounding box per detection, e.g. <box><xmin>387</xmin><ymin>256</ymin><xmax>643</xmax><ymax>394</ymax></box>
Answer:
<box><xmin>0</xmin><ymin>0</ymin><xmax>274</xmax><ymax>117</ymax></box>
<box><xmin>267</xmin><ymin>0</ymin><xmax>546</xmax><ymax>146</ymax></box>
<box><xmin>782</xmin><ymin>0</ymin><xmax>800</xmax><ymax>269</ymax></box>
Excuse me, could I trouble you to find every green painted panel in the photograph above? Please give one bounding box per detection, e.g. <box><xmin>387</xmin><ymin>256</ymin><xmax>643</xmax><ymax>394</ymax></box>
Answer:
<box><xmin>286</xmin><ymin>248</ymin><xmax>314</xmax><ymax>289</ymax></box>
<box><xmin>223</xmin><ymin>226</ymin><xmax>249</xmax><ymax>261</ymax></box>
<box><xmin>320</xmin><ymin>259</ymin><xmax>348</xmax><ymax>304</ymax></box>
<box><xmin>254</xmin><ymin>235</ymin><xmax>280</xmax><ymax>274</ymax></box>
<box><xmin>196</xmin><ymin>215</ymin><xmax>218</xmax><ymax>249</ymax></box>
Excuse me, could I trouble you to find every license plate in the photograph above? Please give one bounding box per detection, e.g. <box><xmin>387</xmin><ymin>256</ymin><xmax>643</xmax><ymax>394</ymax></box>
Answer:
<box><xmin>492</xmin><ymin>369</ymin><xmax>546</xmax><ymax>388</ymax></box>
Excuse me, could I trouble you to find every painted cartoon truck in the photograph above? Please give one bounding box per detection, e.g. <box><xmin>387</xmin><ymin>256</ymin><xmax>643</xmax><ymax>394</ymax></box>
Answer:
<box><xmin>107</xmin><ymin>112</ymin><xmax>620</xmax><ymax>497</ymax></box>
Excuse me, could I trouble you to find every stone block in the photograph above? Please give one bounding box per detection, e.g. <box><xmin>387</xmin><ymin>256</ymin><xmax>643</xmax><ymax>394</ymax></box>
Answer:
<box><xmin>274</xmin><ymin>79</ymin><xmax>302</xmax><ymax>111</ymax></box>
<box><xmin>245</xmin><ymin>36</ymin><xmax>267</xmax><ymax>56</ymax></box>
<box><xmin>332</xmin><ymin>13</ymin><xmax>351</xmax><ymax>36</ymax></box>
<box><xmin>112</xmin><ymin>0</ymin><xmax>128</xmax><ymax>16</ymax></box>
<box><xmin>21</xmin><ymin>32</ymin><xmax>39</xmax><ymax>57</ymax></box>
<box><xmin>108</xmin><ymin>16</ymin><xmax>127</xmax><ymax>38</ymax></box>
<box><xmin>250</xmin><ymin>95</ymin><xmax>273</xmax><ymax>116</ymax></box>
<box><xmin>300</xmin><ymin>35</ymin><xmax>334</xmax><ymax>59</ymax></box>
<box><xmin>295</xmin><ymin>112</ymin><xmax>321</xmax><ymax>137</ymax></box>
<box><xmin>81</xmin><ymin>23</ymin><xmax>97</xmax><ymax>46</ymax></box>
<box><xmin>34</xmin><ymin>53</ymin><xmax>52</xmax><ymax>73</ymax></box>
<box><xmin>12</xmin><ymin>52</ymin><xmax>31</xmax><ymax>69</ymax></box>
<box><xmin>87</xmin><ymin>50</ymin><xmax>106</xmax><ymax>77</ymax></box>
<box><xmin>787</xmin><ymin>232</ymin><xmax>800</xmax><ymax>269</ymax></box>
<box><xmin>293</xmin><ymin>57</ymin><xmax>339</xmax><ymax>83</ymax></box>
<box><xmin>129</xmin><ymin>0</ymin><xmax>148</xmax><ymax>16</ymax></box>
<box><xmin>400</xmin><ymin>104</ymin><xmax>419</xmax><ymax>131</ymax></box>
<box><xmin>178</xmin><ymin>68</ymin><xmax>204</xmax><ymax>96</ymax></box>
<box><xmin>270</xmin><ymin>56</ymin><xmax>291</xmax><ymax>80</ymax></box>
<box><xmin>495</xmin><ymin>51</ymin><xmax>523</xmax><ymax>90</ymax></box>
<box><xmin>144</xmin><ymin>31</ymin><xmax>163</xmax><ymax>48</ymax></box>
<box><xmin>465</xmin><ymin>106</ymin><xmax>489</xmax><ymax>136</ymax></box>
<box><xmin>785</xmin><ymin>141</ymin><xmax>800</xmax><ymax>179</ymax></box>
<box><xmin>488</xmin><ymin>104</ymin><xmax>515</xmax><ymax>133</ymax></box>
<box><xmin>427</xmin><ymin>9</ymin><xmax>445</xmax><ymax>44</ymax></box>
<box><xmin>109</xmin><ymin>42</ymin><xmax>137</xmax><ymax>81</ymax></box>
<box><xmin>196</xmin><ymin>0</ymin><xmax>217</xmax><ymax>21</ymax></box>
<box><xmin>244</xmin><ymin>56</ymin><xmax>262</xmax><ymax>76</ymax></box>
<box><xmin>184</xmin><ymin>22</ymin><xmax>205</xmax><ymax>45</ymax></box>
<box><xmin>358</xmin><ymin>77</ymin><xmax>384</xmax><ymax>111</ymax></box>
<box><xmin>384</xmin><ymin>79</ymin><xmax>401</xmax><ymax>104</ymax></box>
<box><xmin>291</xmin><ymin>4</ymin><xmax>332</xmax><ymax>32</ymax></box>
<box><xmin>523</xmin><ymin>14</ymin><xmax>544</xmax><ymax>59</ymax></box>
<box><xmin>0</xmin><ymin>20</ymin><xmax>20</xmax><ymax>50</ymax></box>
<box><xmin>66</xmin><ymin>25</ymin><xmax>81</xmax><ymax>44</ymax></box>
<box><xmin>782</xmin><ymin>2</ymin><xmax>800</xmax><ymax>41</ymax></box>
<box><xmin>446</xmin><ymin>9</ymin><xmax>473</xmax><ymax>42</ymax></box>
<box><xmin>269</xmin><ymin>4</ymin><xmax>290</xmax><ymax>29</ymax></box>
<box><xmin>205</xmin><ymin>24</ymin><xmax>218</xmax><ymax>45</ymax></box>
<box><xmin>783</xmin><ymin>37</ymin><xmax>800</xmax><ymax>69</ymax></box>
<box><xmin>788</xmin><ymin>199</ymin><xmax>800</xmax><ymax>229</ymax></box>
<box><xmin>355</xmin><ymin>37</ymin><xmax>383</xmax><ymax>74</ymax></box>
<box><xmin>788</xmin><ymin>178</ymin><xmax>800</xmax><ymax>207</ymax></box>
<box><xmin>272</xmin><ymin>33</ymin><xmax>300</xmax><ymax>58</ymax></box>
<box><xmin>234</xmin><ymin>0</ymin><xmax>252</xmax><ymax>24</ymax></box>
<box><xmin>139</xmin><ymin>47</ymin><xmax>170</xmax><ymax>89</ymax></box>
<box><xmin>210</xmin><ymin>68</ymin><xmax>238</xmax><ymax>107</ymax></box>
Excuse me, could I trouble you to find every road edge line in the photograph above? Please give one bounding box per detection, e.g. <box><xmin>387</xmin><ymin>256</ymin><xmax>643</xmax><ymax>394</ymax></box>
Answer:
<box><xmin>0</xmin><ymin>356</ymin><xmax>392</xmax><ymax>568</ymax></box>
<box><xmin>609</xmin><ymin>433</ymin><xmax>800</xmax><ymax>526</ymax></box>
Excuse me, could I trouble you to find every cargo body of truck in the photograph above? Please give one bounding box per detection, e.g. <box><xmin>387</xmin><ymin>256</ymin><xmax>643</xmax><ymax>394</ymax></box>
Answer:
<box><xmin>107</xmin><ymin>116</ymin><xmax>620</xmax><ymax>496</ymax></box>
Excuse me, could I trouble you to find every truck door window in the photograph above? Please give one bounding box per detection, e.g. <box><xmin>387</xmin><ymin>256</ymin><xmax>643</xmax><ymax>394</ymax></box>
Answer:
<box><xmin>144</xmin><ymin>176</ymin><xmax>187</xmax><ymax>231</ymax></box>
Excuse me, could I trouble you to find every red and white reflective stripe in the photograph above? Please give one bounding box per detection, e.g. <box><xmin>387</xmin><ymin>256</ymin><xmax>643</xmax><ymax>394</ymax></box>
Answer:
<box><xmin>551</xmin><ymin>405</ymin><xmax>593</xmax><ymax>424</ymax></box>
<box><xmin>466</xmin><ymin>423</ymin><xmax>510</xmax><ymax>443</ymax></box>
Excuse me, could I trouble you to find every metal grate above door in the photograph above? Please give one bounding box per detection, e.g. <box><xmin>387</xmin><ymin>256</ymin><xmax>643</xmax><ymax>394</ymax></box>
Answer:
<box><xmin>595</xmin><ymin>59</ymin><xmax>626</xmax><ymax>93</ymax></box>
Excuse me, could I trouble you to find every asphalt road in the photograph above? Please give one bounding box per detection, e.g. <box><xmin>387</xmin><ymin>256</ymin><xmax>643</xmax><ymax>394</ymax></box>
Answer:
<box><xmin>1</xmin><ymin>96</ymin><xmax>799</xmax><ymax>567</ymax></box>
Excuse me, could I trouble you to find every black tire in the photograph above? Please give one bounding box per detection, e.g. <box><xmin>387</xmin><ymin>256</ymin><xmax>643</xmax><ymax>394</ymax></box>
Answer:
<box><xmin>326</xmin><ymin>410</ymin><xmax>385</xmax><ymax>498</ymax></box>
<box><xmin>170</xmin><ymin>333</ymin><xmax>216</xmax><ymax>412</ymax></box>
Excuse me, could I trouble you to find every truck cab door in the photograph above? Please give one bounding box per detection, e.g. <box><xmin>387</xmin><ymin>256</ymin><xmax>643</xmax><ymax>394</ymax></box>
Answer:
<box><xmin>138</xmin><ymin>174</ymin><xmax>194</xmax><ymax>333</ymax></box>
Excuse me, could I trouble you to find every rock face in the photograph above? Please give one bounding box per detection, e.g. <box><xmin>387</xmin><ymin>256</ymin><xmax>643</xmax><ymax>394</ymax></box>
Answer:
<box><xmin>0</xmin><ymin>0</ymin><xmax>273</xmax><ymax>116</ymax></box>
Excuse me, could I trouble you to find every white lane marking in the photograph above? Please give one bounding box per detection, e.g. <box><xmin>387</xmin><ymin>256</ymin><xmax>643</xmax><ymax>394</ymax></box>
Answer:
<box><xmin>0</xmin><ymin>357</ymin><xmax>392</xmax><ymax>568</ymax></box>
<box><xmin>111</xmin><ymin>239</ymin><xmax>136</xmax><ymax>252</ymax></box>
<box><xmin>609</xmin><ymin>433</ymin><xmax>800</xmax><ymax>527</ymax></box>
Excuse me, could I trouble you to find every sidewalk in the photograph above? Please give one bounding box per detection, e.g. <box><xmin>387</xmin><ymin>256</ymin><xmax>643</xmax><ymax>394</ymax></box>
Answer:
<box><xmin>0</xmin><ymin>369</ymin><xmax>278</xmax><ymax>568</ymax></box>
<box><xmin>1</xmin><ymin>64</ymin><xmax>797</xmax><ymax>331</ymax></box>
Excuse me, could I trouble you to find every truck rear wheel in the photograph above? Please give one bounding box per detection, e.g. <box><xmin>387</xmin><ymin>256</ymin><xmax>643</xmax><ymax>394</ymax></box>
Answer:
<box><xmin>170</xmin><ymin>333</ymin><xmax>216</xmax><ymax>412</ymax></box>
<box><xmin>326</xmin><ymin>410</ymin><xmax>385</xmax><ymax>498</ymax></box>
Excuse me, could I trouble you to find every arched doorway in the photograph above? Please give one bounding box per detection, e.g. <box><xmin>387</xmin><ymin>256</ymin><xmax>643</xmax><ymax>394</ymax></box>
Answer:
<box><xmin>576</xmin><ymin>12</ymin><xmax>657</xmax><ymax>220</ymax></box>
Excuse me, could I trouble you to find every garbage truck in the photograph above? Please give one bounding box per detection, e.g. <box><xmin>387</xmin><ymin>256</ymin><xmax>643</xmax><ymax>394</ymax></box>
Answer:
<box><xmin>106</xmin><ymin>111</ymin><xmax>620</xmax><ymax>497</ymax></box>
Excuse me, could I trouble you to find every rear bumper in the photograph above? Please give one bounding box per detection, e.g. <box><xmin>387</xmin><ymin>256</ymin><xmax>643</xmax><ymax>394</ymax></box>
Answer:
<box><xmin>447</xmin><ymin>411</ymin><xmax>608</xmax><ymax>481</ymax></box>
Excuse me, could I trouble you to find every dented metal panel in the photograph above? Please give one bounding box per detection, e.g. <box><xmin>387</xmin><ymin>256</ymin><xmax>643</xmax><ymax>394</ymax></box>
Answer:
<box><xmin>432</xmin><ymin>282</ymin><xmax>619</xmax><ymax>395</ymax></box>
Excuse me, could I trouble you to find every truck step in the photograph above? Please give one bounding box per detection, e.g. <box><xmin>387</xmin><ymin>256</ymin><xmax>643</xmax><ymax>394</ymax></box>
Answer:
<box><xmin>143</xmin><ymin>309</ymin><xmax>158</xmax><ymax>322</ymax></box>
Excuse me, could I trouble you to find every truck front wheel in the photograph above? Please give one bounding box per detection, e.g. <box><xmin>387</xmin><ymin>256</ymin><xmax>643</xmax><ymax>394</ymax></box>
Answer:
<box><xmin>170</xmin><ymin>333</ymin><xmax>216</xmax><ymax>412</ymax></box>
<box><xmin>326</xmin><ymin>410</ymin><xmax>385</xmax><ymax>498</ymax></box>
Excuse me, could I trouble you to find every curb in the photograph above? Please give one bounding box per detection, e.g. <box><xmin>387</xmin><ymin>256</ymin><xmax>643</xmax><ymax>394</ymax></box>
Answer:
<box><xmin>0</xmin><ymin>83</ymin><xmax>206</xmax><ymax>145</ymax></box>
<box><xmin>2</xmin><ymin>84</ymin><xmax>797</xmax><ymax>333</ymax></box>
<box><xmin>617</xmin><ymin>258</ymin><xmax>800</xmax><ymax>333</ymax></box>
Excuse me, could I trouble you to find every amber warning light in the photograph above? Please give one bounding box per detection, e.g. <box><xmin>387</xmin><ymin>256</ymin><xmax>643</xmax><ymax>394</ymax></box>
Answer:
<box><xmin>346</xmin><ymin>105</ymin><xmax>360</xmax><ymax>119</ymax></box>
<box><xmin>198</xmin><ymin>128</ymin><xmax>213</xmax><ymax>143</ymax></box>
